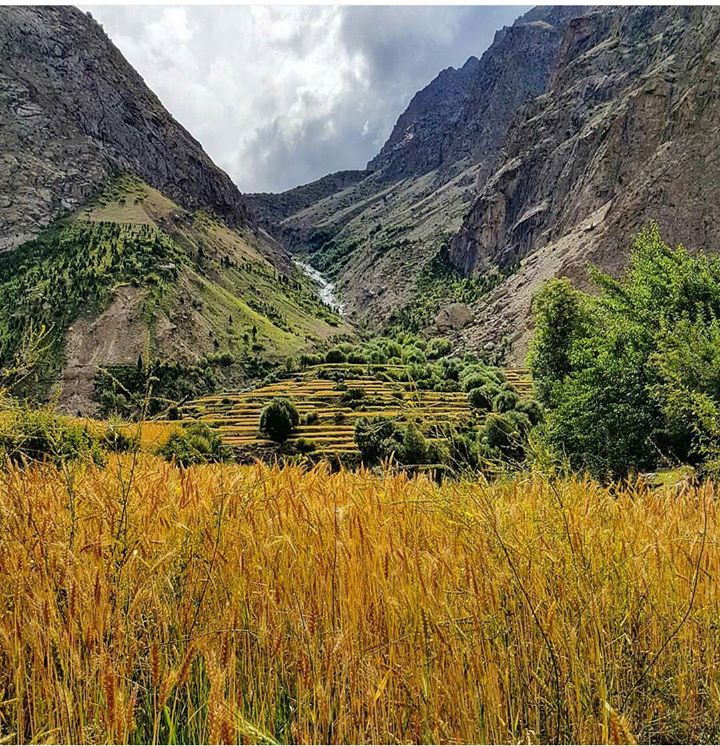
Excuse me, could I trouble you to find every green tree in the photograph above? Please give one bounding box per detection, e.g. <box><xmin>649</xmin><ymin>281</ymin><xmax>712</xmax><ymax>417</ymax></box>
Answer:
<box><xmin>259</xmin><ymin>398</ymin><xmax>299</xmax><ymax>443</ymax></box>
<box><xmin>354</xmin><ymin>416</ymin><xmax>402</xmax><ymax>464</ymax></box>
<box><xmin>527</xmin><ymin>278</ymin><xmax>589</xmax><ymax>407</ymax></box>
<box><xmin>530</xmin><ymin>224</ymin><xmax>720</xmax><ymax>478</ymax></box>
<box><xmin>399</xmin><ymin>423</ymin><xmax>428</xmax><ymax>465</ymax></box>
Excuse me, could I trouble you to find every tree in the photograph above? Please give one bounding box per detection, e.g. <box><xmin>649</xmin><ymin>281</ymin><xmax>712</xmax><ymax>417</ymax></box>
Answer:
<box><xmin>527</xmin><ymin>278</ymin><xmax>589</xmax><ymax>407</ymax></box>
<box><xmin>530</xmin><ymin>224</ymin><xmax>720</xmax><ymax>479</ymax></box>
<box><xmin>259</xmin><ymin>398</ymin><xmax>299</xmax><ymax>443</ymax></box>
<box><xmin>400</xmin><ymin>423</ymin><xmax>428</xmax><ymax>465</ymax></box>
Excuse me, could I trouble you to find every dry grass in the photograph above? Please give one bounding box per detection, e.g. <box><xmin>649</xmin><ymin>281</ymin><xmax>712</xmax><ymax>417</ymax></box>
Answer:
<box><xmin>0</xmin><ymin>456</ymin><xmax>717</xmax><ymax>743</ymax></box>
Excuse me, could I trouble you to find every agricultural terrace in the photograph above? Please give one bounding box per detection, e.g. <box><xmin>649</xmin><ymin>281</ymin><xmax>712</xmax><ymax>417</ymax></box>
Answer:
<box><xmin>180</xmin><ymin>363</ymin><xmax>533</xmax><ymax>455</ymax></box>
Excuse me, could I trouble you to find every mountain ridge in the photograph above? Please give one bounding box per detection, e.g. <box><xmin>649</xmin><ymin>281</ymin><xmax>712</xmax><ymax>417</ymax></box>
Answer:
<box><xmin>248</xmin><ymin>5</ymin><xmax>582</xmax><ymax>328</ymax></box>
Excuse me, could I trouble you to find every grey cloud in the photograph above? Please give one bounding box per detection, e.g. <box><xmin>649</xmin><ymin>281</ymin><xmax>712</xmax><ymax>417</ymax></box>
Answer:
<box><xmin>84</xmin><ymin>5</ymin><xmax>528</xmax><ymax>193</ymax></box>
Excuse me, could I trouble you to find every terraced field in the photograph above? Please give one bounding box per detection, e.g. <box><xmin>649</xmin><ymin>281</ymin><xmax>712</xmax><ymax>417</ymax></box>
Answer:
<box><xmin>182</xmin><ymin>364</ymin><xmax>532</xmax><ymax>455</ymax></box>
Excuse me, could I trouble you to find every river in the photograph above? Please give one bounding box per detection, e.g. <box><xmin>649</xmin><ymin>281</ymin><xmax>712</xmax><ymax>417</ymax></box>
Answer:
<box><xmin>295</xmin><ymin>259</ymin><xmax>345</xmax><ymax>316</ymax></box>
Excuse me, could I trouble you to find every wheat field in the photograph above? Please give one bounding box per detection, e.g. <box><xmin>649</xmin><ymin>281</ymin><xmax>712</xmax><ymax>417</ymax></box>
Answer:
<box><xmin>0</xmin><ymin>456</ymin><xmax>717</xmax><ymax>744</ymax></box>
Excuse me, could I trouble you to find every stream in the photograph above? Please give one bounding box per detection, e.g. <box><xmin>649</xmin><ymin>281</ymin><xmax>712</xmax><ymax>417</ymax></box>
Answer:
<box><xmin>295</xmin><ymin>259</ymin><xmax>345</xmax><ymax>316</ymax></box>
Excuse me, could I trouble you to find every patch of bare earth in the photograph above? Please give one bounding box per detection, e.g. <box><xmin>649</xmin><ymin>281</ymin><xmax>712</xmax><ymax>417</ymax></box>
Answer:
<box><xmin>58</xmin><ymin>285</ymin><xmax>149</xmax><ymax>415</ymax></box>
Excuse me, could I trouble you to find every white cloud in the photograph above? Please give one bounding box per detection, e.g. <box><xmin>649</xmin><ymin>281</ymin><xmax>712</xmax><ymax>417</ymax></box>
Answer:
<box><xmin>84</xmin><ymin>5</ymin><xmax>527</xmax><ymax>192</ymax></box>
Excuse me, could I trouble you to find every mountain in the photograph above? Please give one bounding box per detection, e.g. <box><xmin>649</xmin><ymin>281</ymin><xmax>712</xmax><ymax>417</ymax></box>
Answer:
<box><xmin>252</xmin><ymin>4</ymin><xmax>720</xmax><ymax>366</ymax></box>
<box><xmin>450</xmin><ymin>5</ymin><xmax>720</xmax><ymax>360</ymax></box>
<box><xmin>0</xmin><ymin>6</ymin><xmax>271</xmax><ymax>256</ymax></box>
<box><xmin>247</xmin><ymin>6</ymin><xmax>589</xmax><ymax>328</ymax></box>
<box><xmin>0</xmin><ymin>6</ymin><xmax>348</xmax><ymax>412</ymax></box>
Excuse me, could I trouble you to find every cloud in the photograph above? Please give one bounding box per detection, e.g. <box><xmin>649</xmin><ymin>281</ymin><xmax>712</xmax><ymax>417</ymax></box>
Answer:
<box><xmin>83</xmin><ymin>5</ymin><xmax>528</xmax><ymax>193</ymax></box>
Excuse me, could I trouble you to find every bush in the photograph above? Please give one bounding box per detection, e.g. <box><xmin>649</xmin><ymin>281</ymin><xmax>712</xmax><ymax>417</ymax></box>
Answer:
<box><xmin>325</xmin><ymin>348</ymin><xmax>346</xmax><ymax>364</ymax></box>
<box><xmin>517</xmin><ymin>399</ymin><xmax>544</xmax><ymax>426</ymax></box>
<box><xmin>159</xmin><ymin>422</ymin><xmax>230</xmax><ymax>466</ymax></box>
<box><xmin>426</xmin><ymin>337</ymin><xmax>452</xmax><ymax>359</ymax></box>
<box><xmin>302</xmin><ymin>411</ymin><xmax>319</xmax><ymax>425</ymax></box>
<box><xmin>341</xmin><ymin>387</ymin><xmax>366</xmax><ymax>403</ymax></box>
<box><xmin>294</xmin><ymin>437</ymin><xmax>317</xmax><ymax>454</ymax></box>
<box><xmin>468</xmin><ymin>384</ymin><xmax>501</xmax><ymax>411</ymax></box>
<box><xmin>492</xmin><ymin>389</ymin><xmax>520</xmax><ymax>413</ymax></box>
<box><xmin>102</xmin><ymin>422</ymin><xmax>134</xmax><ymax>453</ymax></box>
<box><xmin>447</xmin><ymin>431</ymin><xmax>480</xmax><ymax>470</ymax></box>
<box><xmin>480</xmin><ymin>412</ymin><xmax>532</xmax><ymax>463</ymax></box>
<box><xmin>0</xmin><ymin>408</ymin><xmax>105</xmax><ymax>465</ymax></box>
<box><xmin>354</xmin><ymin>416</ymin><xmax>403</xmax><ymax>464</ymax></box>
<box><xmin>461</xmin><ymin>371</ymin><xmax>493</xmax><ymax>393</ymax></box>
<box><xmin>259</xmin><ymin>398</ymin><xmax>300</xmax><ymax>443</ymax></box>
<box><xmin>399</xmin><ymin>424</ymin><xmax>428</xmax><ymax>465</ymax></box>
<box><xmin>427</xmin><ymin>439</ymin><xmax>450</xmax><ymax>465</ymax></box>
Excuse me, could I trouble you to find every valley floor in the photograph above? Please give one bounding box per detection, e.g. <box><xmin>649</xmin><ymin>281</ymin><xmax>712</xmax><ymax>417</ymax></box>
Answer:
<box><xmin>0</xmin><ymin>456</ymin><xmax>716</xmax><ymax>744</ymax></box>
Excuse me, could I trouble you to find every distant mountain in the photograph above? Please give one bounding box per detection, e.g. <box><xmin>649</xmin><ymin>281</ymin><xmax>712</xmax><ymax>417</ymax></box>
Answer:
<box><xmin>248</xmin><ymin>6</ymin><xmax>587</xmax><ymax>327</ymax></box>
<box><xmin>0</xmin><ymin>6</ymin><xmax>347</xmax><ymax>411</ymax></box>
<box><xmin>253</xmin><ymin>4</ymin><xmax>720</xmax><ymax>365</ymax></box>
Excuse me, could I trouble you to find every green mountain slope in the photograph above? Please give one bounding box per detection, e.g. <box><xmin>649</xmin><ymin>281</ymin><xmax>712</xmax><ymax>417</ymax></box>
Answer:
<box><xmin>0</xmin><ymin>174</ymin><xmax>350</xmax><ymax>413</ymax></box>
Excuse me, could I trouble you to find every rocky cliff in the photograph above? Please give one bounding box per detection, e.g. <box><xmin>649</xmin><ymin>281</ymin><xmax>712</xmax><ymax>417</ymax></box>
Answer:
<box><xmin>0</xmin><ymin>5</ymin><xmax>284</xmax><ymax>264</ymax></box>
<box><xmin>449</xmin><ymin>5</ymin><xmax>720</xmax><ymax>360</ymax></box>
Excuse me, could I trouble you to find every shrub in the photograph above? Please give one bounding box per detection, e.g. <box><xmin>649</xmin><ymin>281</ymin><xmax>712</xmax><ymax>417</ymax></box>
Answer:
<box><xmin>426</xmin><ymin>337</ymin><xmax>452</xmax><ymax>359</ymax></box>
<box><xmin>159</xmin><ymin>422</ymin><xmax>230</xmax><ymax>466</ymax></box>
<box><xmin>447</xmin><ymin>431</ymin><xmax>480</xmax><ymax>470</ymax></box>
<box><xmin>294</xmin><ymin>437</ymin><xmax>317</xmax><ymax>454</ymax></box>
<box><xmin>341</xmin><ymin>387</ymin><xmax>366</xmax><ymax>403</ymax></box>
<box><xmin>0</xmin><ymin>408</ymin><xmax>105</xmax><ymax>465</ymax></box>
<box><xmin>401</xmin><ymin>347</ymin><xmax>427</xmax><ymax>365</ymax></box>
<box><xmin>461</xmin><ymin>371</ymin><xmax>493</xmax><ymax>393</ymax></box>
<box><xmin>302</xmin><ymin>411</ymin><xmax>319</xmax><ymax>425</ymax></box>
<box><xmin>528</xmin><ymin>224</ymin><xmax>720</xmax><ymax>478</ymax></box>
<box><xmin>259</xmin><ymin>398</ymin><xmax>299</xmax><ymax>443</ymax></box>
<box><xmin>325</xmin><ymin>348</ymin><xmax>346</xmax><ymax>364</ymax></box>
<box><xmin>102</xmin><ymin>422</ymin><xmax>134</xmax><ymax>453</ymax></box>
<box><xmin>399</xmin><ymin>424</ymin><xmax>428</xmax><ymax>465</ymax></box>
<box><xmin>354</xmin><ymin>416</ymin><xmax>403</xmax><ymax>464</ymax></box>
<box><xmin>492</xmin><ymin>389</ymin><xmax>520</xmax><ymax>413</ymax></box>
<box><xmin>468</xmin><ymin>384</ymin><xmax>501</xmax><ymax>411</ymax></box>
<box><xmin>517</xmin><ymin>399</ymin><xmax>544</xmax><ymax>426</ymax></box>
<box><xmin>426</xmin><ymin>439</ymin><xmax>450</xmax><ymax>465</ymax></box>
<box><xmin>480</xmin><ymin>412</ymin><xmax>532</xmax><ymax>463</ymax></box>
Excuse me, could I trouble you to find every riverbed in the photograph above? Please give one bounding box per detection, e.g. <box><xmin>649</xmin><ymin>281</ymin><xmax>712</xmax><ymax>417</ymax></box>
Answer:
<box><xmin>295</xmin><ymin>259</ymin><xmax>345</xmax><ymax>316</ymax></box>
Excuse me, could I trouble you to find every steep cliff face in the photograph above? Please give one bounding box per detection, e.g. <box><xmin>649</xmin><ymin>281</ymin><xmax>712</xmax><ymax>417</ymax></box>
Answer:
<box><xmin>251</xmin><ymin>6</ymin><xmax>581</xmax><ymax>325</ymax></box>
<box><xmin>0</xmin><ymin>5</ymin><xmax>280</xmax><ymax>262</ymax></box>
<box><xmin>366</xmin><ymin>56</ymin><xmax>481</xmax><ymax>179</ymax></box>
<box><xmin>449</xmin><ymin>5</ymin><xmax>720</xmax><ymax>360</ymax></box>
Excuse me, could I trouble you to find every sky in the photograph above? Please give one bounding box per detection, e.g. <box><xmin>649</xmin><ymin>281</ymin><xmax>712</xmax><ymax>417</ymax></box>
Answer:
<box><xmin>84</xmin><ymin>5</ymin><xmax>528</xmax><ymax>194</ymax></box>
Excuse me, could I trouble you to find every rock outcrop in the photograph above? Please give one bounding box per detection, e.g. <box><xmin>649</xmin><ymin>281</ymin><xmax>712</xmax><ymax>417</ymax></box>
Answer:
<box><xmin>0</xmin><ymin>5</ymin><xmax>276</xmax><ymax>260</ymax></box>
<box><xmin>449</xmin><ymin>6</ymin><xmax>720</xmax><ymax>360</ymax></box>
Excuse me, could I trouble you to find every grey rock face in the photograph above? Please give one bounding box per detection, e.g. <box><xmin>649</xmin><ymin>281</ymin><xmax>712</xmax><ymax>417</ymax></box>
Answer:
<box><xmin>366</xmin><ymin>56</ymin><xmax>481</xmax><ymax>179</ymax></box>
<box><xmin>0</xmin><ymin>6</ymin><xmax>259</xmax><ymax>253</ymax></box>
<box><xmin>448</xmin><ymin>6</ymin><xmax>720</xmax><ymax>359</ymax></box>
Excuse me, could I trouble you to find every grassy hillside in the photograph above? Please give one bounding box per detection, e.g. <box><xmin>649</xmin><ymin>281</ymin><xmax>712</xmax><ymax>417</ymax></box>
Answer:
<box><xmin>0</xmin><ymin>456</ymin><xmax>714</xmax><ymax>743</ymax></box>
<box><xmin>0</xmin><ymin>174</ymin><xmax>350</xmax><ymax>411</ymax></box>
